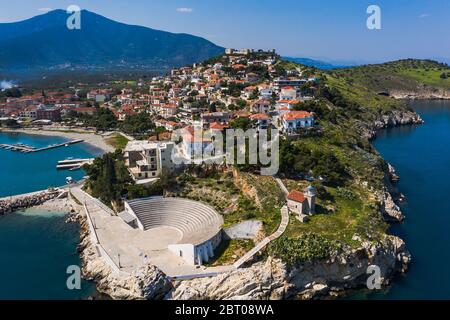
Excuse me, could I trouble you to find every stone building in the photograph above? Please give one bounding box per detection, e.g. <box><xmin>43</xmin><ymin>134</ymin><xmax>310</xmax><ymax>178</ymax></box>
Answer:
<box><xmin>287</xmin><ymin>186</ymin><xmax>317</xmax><ymax>221</ymax></box>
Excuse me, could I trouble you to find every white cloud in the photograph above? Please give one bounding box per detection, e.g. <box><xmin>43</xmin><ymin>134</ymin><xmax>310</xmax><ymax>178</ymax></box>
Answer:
<box><xmin>176</xmin><ymin>8</ymin><xmax>193</xmax><ymax>13</ymax></box>
<box><xmin>419</xmin><ymin>13</ymin><xmax>430</xmax><ymax>19</ymax></box>
<box><xmin>38</xmin><ymin>8</ymin><xmax>52</xmax><ymax>13</ymax></box>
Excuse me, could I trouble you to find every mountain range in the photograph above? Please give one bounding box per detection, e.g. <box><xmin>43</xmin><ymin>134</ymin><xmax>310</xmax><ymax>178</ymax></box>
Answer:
<box><xmin>0</xmin><ymin>10</ymin><xmax>224</xmax><ymax>74</ymax></box>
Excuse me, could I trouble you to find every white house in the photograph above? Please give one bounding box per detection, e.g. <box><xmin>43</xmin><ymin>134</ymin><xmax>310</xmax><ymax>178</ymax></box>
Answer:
<box><xmin>280</xmin><ymin>86</ymin><xmax>298</xmax><ymax>100</ymax></box>
<box><xmin>251</xmin><ymin>99</ymin><xmax>272</xmax><ymax>114</ymax></box>
<box><xmin>250</xmin><ymin>113</ymin><xmax>271</xmax><ymax>129</ymax></box>
<box><xmin>281</xmin><ymin>111</ymin><xmax>315</xmax><ymax>133</ymax></box>
<box><xmin>124</xmin><ymin>141</ymin><xmax>176</xmax><ymax>185</ymax></box>
<box><xmin>259</xmin><ymin>88</ymin><xmax>273</xmax><ymax>99</ymax></box>
<box><xmin>276</xmin><ymin>99</ymin><xmax>302</xmax><ymax>111</ymax></box>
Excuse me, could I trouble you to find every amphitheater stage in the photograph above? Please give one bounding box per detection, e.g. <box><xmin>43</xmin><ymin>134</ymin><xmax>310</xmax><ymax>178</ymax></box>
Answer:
<box><xmin>132</xmin><ymin>227</ymin><xmax>183</xmax><ymax>251</ymax></box>
<box><xmin>124</xmin><ymin>197</ymin><xmax>224</xmax><ymax>266</ymax></box>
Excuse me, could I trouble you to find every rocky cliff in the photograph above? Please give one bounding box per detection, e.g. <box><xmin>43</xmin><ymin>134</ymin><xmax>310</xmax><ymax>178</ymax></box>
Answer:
<box><xmin>357</xmin><ymin>108</ymin><xmax>424</xmax><ymax>140</ymax></box>
<box><xmin>168</xmin><ymin>235</ymin><xmax>410</xmax><ymax>300</ymax></box>
<box><xmin>389</xmin><ymin>87</ymin><xmax>450</xmax><ymax>100</ymax></box>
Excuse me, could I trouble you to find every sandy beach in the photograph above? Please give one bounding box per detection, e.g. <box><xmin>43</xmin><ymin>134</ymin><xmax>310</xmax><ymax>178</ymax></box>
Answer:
<box><xmin>0</xmin><ymin>128</ymin><xmax>115</xmax><ymax>153</ymax></box>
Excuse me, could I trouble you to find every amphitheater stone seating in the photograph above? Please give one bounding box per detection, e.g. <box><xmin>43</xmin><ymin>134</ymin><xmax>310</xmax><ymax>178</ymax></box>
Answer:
<box><xmin>125</xmin><ymin>197</ymin><xmax>224</xmax><ymax>246</ymax></box>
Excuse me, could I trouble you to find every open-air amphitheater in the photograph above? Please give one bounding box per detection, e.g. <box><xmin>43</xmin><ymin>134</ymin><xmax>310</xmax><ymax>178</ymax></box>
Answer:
<box><xmin>71</xmin><ymin>179</ymin><xmax>289</xmax><ymax>279</ymax></box>
<box><xmin>124</xmin><ymin>197</ymin><xmax>224</xmax><ymax>266</ymax></box>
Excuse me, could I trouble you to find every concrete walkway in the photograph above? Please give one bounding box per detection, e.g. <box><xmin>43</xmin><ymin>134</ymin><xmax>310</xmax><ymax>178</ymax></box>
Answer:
<box><xmin>233</xmin><ymin>177</ymin><xmax>290</xmax><ymax>268</ymax></box>
<box><xmin>275</xmin><ymin>177</ymin><xmax>290</xmax><ymax>195</ymax></box>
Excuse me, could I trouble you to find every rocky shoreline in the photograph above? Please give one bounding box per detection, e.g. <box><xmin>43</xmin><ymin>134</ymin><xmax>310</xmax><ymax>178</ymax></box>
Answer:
<box><xmin>358</xmin><ymin>108</ymin><xmax>424</xmax><ymax>141</ymax></box>
<box><xmin>71</xmin><ymin>196</ymin><xmax>410</xmax><ymax>300</ymax></box>
<box><xmin>353</xmin><ymin>105</ymin><xmax>423</xmax><ymax>224</ymax></box>
<box><xmin>169</xmin><ymin>235</ymin><xmax>410</xmax><ymax>300</ymax></box>
<box><xmin>389</xmin><ymin>88</ymin><xmax>450</xmax><ymax>100</ymax></box>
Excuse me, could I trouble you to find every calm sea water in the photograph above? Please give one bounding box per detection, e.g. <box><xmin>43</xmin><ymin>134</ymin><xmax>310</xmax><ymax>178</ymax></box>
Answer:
<box><xmin>352</xmin><ymin>100</ymin><xmax>450</xmax><ymax>299</ymax></box>
<box><xmin>0</xmin><ymin>132</ymin><xmax>103</xmax><ymax>197</ymax></box>
<box><xmin>0</xmin><ymin>132</ymin><xmax>103</xmax><ymax>300</ymax></box>
<box><xmin>0</xmin><ymin>209</ymin><xmax>97</xmax><ymax>300</ymax></box>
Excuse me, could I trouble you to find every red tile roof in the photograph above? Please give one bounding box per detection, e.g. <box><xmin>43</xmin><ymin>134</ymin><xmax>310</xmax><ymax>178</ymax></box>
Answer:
<box><xmin>287</xmin><ymin>190</ymin><xmax>306</xmax><ymax>203</ymax></box>
<box><xmin>182</xmin><ymin>126</ymin><xmax>212</xmax><ymax>143</ymax></box>
<box><xmin>279</xmin><ymin>99</ymin><xmax>302</xmax><ymax>104</ymax></box>
<box><xmin>253</xmin><ymin>99</ymin><xmax>271</xmax><ymax>105</ymax></box>
<box><xmin>283</xmin><ymin>111</ymin><xmax>313</xmax><ymax>121</ymax></box>
<box><xmin>210</xmin><ymin>122</ymin><xmax>229</xmax><ymax>130</ymax></box>
<box><xmin>250</xmin><ymin>113</ymin><xmax>269</xmax><ymax>120</ymax></box>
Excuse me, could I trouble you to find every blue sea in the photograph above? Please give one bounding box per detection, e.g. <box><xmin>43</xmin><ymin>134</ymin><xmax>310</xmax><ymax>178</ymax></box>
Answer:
<box><xmin>351</xmin><ymin>99</ymin><xmax>450</xmax><ymax>299</ymax></box>
<box><xmin>0</xmin><ymin>132</ymin><xmax>103</xmax><ymax>300</ymax></box>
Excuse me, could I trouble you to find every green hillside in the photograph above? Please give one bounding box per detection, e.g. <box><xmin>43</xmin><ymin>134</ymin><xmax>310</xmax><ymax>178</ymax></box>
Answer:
<box><xmin>331</xmin><ymin>59</ymin><xmax>450</xmax><ymax>93</ymax></box>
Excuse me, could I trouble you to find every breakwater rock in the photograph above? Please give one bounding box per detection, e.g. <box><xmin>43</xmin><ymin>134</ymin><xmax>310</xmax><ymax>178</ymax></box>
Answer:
<box><xmin>0</xmin><ymin>190</ymin><xmax>62</xmax><ymax>215</ymax></box>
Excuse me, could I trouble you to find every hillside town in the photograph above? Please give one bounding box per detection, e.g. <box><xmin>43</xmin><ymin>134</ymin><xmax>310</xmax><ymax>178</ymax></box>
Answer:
<box><xmin>0</xmin><ymin>49</ymin><xmax>319</xmax><ymax>139</ymax></box>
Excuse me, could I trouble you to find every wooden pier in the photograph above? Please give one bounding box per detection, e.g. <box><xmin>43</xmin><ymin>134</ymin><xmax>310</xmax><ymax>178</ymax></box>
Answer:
<box><xmin>0</xmin><ymin>139</ymin><xmax>84</xmax><ymax>153</ymax></box>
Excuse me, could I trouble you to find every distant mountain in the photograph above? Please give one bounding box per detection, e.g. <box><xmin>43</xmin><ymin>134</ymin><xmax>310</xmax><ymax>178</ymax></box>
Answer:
<box><xmin>0</xmin><ymin>10</ymin><xmax>224</xmax><ymax>73</ymax></box>
<box><xmin>283</xmin><ymin>57</ymin><xmax>353</xmax><ymax>70</ymax></box>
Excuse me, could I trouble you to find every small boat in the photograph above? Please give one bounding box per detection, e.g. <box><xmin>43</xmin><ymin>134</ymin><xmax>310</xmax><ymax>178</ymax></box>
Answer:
<box><xmin>66</xmin><ymin>177</ymin><xmax>75</xmax><ymax>185</ymax></box>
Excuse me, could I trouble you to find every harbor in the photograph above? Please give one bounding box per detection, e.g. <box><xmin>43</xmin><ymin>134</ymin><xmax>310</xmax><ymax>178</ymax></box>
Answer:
<box><xmin>0</xmin><ymin>139</ymin><xmax>84</xmax><ymax>153</ymax></box>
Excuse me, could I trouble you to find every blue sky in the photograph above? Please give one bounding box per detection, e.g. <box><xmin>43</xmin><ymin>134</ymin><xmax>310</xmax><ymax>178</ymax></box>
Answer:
<box><xmin>0</xmin><ymin>0</ymin><xmax>448</xmax><ymax>63</ymax></box>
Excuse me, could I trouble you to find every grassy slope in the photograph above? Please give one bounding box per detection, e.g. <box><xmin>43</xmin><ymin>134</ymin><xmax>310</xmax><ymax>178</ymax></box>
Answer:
<box><xmin>105</xmin><ymin>133</ymin><xmax>129</xmax><ymax>150</ymax></box>
<box><xmin>266</xmin><ymin>60</ymin><xmax>420</xmax><ymax>249</ymax></box>
<box><xmin>332</xmin><ymin>59</ymin><xmax>450</xmax><ymax>92</ymax></box>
